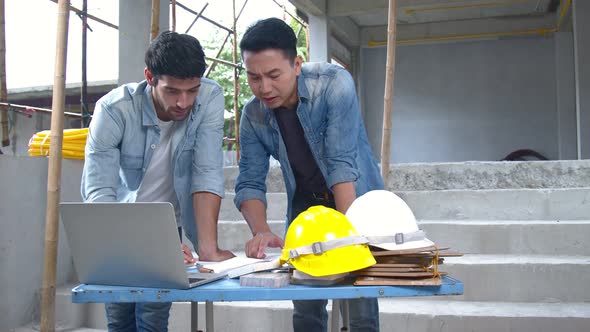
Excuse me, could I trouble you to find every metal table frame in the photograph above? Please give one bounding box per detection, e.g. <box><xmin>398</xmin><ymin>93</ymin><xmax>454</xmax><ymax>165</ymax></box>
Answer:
<box><xmin>72</xmin><ymin>276</ymin><xmax>463</xmax><ymax>331</ymax></box>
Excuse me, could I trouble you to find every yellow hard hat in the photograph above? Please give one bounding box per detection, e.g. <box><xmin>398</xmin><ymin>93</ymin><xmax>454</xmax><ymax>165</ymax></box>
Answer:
<box><xmin>280</xmin><ymin>205</ymin><xmax>376</xmax><ymax>277</ymax></box>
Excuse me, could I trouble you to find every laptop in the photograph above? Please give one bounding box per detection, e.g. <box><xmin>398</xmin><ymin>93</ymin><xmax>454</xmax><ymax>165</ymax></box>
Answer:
<box><xmin>60</xmin><ymin>202</ymin><xmax>227</xmax><ymax>289</ymax></box>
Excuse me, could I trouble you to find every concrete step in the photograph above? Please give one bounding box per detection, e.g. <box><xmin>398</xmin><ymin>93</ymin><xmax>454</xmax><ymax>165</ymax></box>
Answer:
<box><xmin>223</xmin><ymin>160</ymin><xmax>590</xmax><ymax>192</ymax></box>
<box><xmin>216</xmin><ymin>219</ymin><xmax>590</xmax><ymax>255</ymax></box>
<box><xmin>58</xmin><ymin>293</ymin><xmax>590</xmax><ymax>332</ymax></box>
<box><xmin>443</xmin><ymin>254</ymin><xmax>590</xmax><ymax>302</ymax></box>
<box><xmin>420</xmin><ymin>220</ymin><xmax>590</xmax><ymax>255</ymax></box>
<box><xmin>221</xmin><ymin>188</ymin><xmax>590</xmax><ymax>221</ymax></box>
<box><xmin>399</xmin><ymin>188</ymin><xmax>590</xmax><ymax>220</ymax></box>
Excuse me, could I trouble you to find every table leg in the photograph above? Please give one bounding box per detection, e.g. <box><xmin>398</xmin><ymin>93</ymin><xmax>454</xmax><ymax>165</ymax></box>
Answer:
<box><xmin>341</xmin><ymin>300</ymin><xmax>349</xmax><ymax>331</ymax></box>
<box><xmin>206</xmin><ymin>301</ymin><xmax>214</xmax><ymax>331</ymax></box>
<box><xmin>191</xmin><ymin>301</ymin><xmax>199</xmax><ymax>332</ymax></box>
<box><xmin>331</xmin><ymin>299</ymin><xmax>341</xmax><ymax>332</ymax></box>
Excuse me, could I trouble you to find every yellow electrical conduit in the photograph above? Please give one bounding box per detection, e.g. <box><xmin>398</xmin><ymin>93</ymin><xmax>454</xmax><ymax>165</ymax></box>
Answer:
<box><xmin>369</xmin><ymin>0</ymin><xmax>571</xmax><ymax>47</ymax></box>
<box><xmin>28</xmin><ymin>128</ymin><xmax>88</xmax><ymax>160</ymax></box>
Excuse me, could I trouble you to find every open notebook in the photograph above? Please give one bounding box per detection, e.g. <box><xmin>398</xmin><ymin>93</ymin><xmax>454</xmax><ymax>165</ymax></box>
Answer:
<box><xmin>196</xmin><ymin>254</ymin><xmax>282</xmax><ymax>278</ymax></box>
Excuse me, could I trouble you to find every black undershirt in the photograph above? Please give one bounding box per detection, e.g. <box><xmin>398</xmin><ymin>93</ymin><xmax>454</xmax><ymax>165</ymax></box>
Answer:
<box><xmin>273</xmin><ymin>106</ymin><xmax>328</xmax><ymax>194</ymax></box>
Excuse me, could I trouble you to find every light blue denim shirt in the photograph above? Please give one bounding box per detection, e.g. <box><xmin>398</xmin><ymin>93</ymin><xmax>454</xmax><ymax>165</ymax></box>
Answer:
<box><xmin>234</xmin><ymin>62</ymin><xmax>384</xmax><ymax>224</ymax></box>
<box><xmin>81</xmin><ymin>78</ymin><xmax>225</xmax><ymax>247</ymax></box>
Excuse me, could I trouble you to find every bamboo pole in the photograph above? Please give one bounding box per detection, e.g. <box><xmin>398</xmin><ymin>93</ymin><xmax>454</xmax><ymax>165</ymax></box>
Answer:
<box><xmin>205</xmin><ymin>0</ymin><xmax>248</xmax><ymax>77</ymax></box>
<box><xmin>80</xmin><ymin>0</ymin><xmax>88</xmax><ymax>128</ymax></box>
<box><xmin>271</xmin><ymin>0</ymin><xmax>306</xmax><ymax>26</ymax></box>
<box><xmin>206</xmin><ymin>56</ymin><xmax>240</xmax><ymax>69</ymax></box>
<box><xmin>176</xmin><ymin>2</ymin><xmax>233</xmax><ymax>33</ymax></box>
<box><xmin>205</xmin><ymin>33</ymin><xmax>231</xmax><ymax>78</ymax></box>
<box><xmin>150</xmin><ymin>0</ymin><xmax>160</xmax><ymax>41</ymax></box>
<box><xmin>232</xmin><ymin>0</ymin><xmax>240</xmax><ymax>160</ymax></box>
<box><xmin>171</xmin><ymin>0</ymin><xmax>176</xmax><ymax>32</ymax></box>
<box><xmin>0</xmin><ymin>102</ymin><xmax>82</xmax><ymax>118</ymax></box>
<box><xmin>48</xmin><ymin>0</ymin><xmax>117</xmax><ymax>30</ymax></box>
<box><xmin>0</xmin><ymin>0</ymin><xmax>8</xmax><ymax>147</ymax></box>
<box><xmin>40</xmin><ymin>0</ymin><xmax>70</xmax><ymax>331</ymax></box>
<box><xmin>184</xmin><ymin>3</ymin><xmax>208</xmax><ymax>34</ymax></box>
<box><xmin>380</xmin><ymin>0</ymin><xmax>397</xmax><ymax>183</ymax></box>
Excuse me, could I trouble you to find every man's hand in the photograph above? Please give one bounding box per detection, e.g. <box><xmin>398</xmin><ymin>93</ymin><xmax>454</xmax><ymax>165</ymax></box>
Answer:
<box><xmin>198</xmin><ymin>248</ymin><xmax>236</xmax><ymax>262</ymax></box>
<box><xmin>245</xmin><ymin>231</ymin><xmax>284</xmax><ymax>258</ymax></box>
<box><xmin>182</xmin><ymin>244</ymin><xmax>196</xmax><ymax>265</ymax></box>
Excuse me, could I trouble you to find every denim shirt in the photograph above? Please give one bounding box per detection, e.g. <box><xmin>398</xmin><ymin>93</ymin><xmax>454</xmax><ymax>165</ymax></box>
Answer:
<box><xmin>81</xmin><ymin>78</ymin><xmax>225</xmax><ymax>247</ymax></box>
<box><xmin>234</xmin><ymin>62</ymin><xmax>384</xmax><ymax>224</ymax></box>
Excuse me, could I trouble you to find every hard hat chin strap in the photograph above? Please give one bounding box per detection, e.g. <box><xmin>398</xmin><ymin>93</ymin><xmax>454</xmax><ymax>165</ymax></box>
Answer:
<box><xmin>366</xmin><ymin>230</ymin><xmax>426</xmax><ymax>245</ymax></box>
<box><xmin>288</xmin><ymin>235</ymin><xmax>368</xmax><ymax>259</ymax></box>
<box><xmin>287</xmin><ymin>230</ymin><xmax>427</xmax><ymax>260</ymax></box>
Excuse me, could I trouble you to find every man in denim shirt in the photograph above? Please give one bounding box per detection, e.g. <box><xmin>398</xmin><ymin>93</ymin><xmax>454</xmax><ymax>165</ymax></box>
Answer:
<box><xmin>82</xmin><ymin>32</ymin><xmax>234</xmax><ymax>332</ymax></box>
<box><xmin>234</xmin><ymin>18</ymin><xmax>383</xmax><ymax>332</ymax></box>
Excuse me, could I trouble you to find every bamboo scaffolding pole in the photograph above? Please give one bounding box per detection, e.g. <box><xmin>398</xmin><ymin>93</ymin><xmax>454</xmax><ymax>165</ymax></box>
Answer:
<box><xmin>40</xmin><ymin>0</ymin><xmax>70</xmax><ymax>331</ymax></box>
<box><xmin>0</xmin><ymin>0</ymin><xmax>8</xmax><ymax>147</ymax></box>
<box><xmin>204</xmin><ymin>0</ymin><xmax>248</xmax><ymax>77</ymax></box>
<box><xmin>271</xmin><ymin>0</ymin><xmax>306</xmax><ymax>26</ymax></box>
<box><xmin>232</xmin><ymin>0</ymin><xmax>240</xmax><ymax>159</ymax></box>
<box><xmin>48</xmin><ymin>0</ymin><xmax>117</xmax><ymax>30</ymax></box>
<box><xmin>150</xmin><ymin>0</ymin><xmax>160</xmax><ymax>41</ymax></box>
<box><xmin>380</xmin><ymin>0</ymin><xmax>397</xmax><ymax>183</ymax></box>
<box><xmin>0</xmin><ymin>102</ymin><xmax>82</xmax><ymax>118</ymax></box>
<box><xmin>171</xmin><ymin>0</ymin><xmax>176</xmax><ymax>32</ymax></box>
<box><xmin>206</xmin><ymin>56</ymin><xmax>240</xmax><ymax>69</ymax></box>
<box><xmin>205</xmin><ymin>33</ymin><xmax>231</xmax><ymax>78</ymax></box>
<box><xmin>185</xmin><ymin>3</ymin><xmax>208</xmax><ymax>34</ymax></box>
<box><xmin>176</xmin><ymin>1</ymin><xmax>233</xmax><ymax>33</ymax></box>
<box><xmin>80</xmin><ymin>0</ymin><xmax>88</xmax><ymax>127</ymax></box>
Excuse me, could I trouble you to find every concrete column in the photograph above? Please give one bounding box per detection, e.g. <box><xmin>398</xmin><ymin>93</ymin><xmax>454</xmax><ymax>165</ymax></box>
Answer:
<box><xmin>573</xmin><ymin>0</ymin><xmax>590</xmax><ymax>159</ymax></box>
<box><xmin>555</xmin><ymin>32</ymin><xmax>578</xmax><ymax>160</ymax></box>
<box><xmin>119</xmin><ymin>0</ymin><xmax>169</xmax><ymax>85</ymax></box>
<box><xmin>308</xmin><ymin>14</ymin><xmax>330</xmax><ymax>62</ymax></box>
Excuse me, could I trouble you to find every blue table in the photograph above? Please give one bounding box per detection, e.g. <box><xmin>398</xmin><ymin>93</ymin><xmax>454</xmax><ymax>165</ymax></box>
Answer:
<box><xmin>72</xmin><ymin>276</ymin><xmax>463</xmax><ymax>331</ymax></box>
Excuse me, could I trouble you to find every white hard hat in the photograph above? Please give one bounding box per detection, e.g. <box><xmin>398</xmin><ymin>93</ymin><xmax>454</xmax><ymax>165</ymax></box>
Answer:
<box><xmin>345</xmin><ymin>190</ymin><xmax>434</xmax><ymax>250</ymax></box>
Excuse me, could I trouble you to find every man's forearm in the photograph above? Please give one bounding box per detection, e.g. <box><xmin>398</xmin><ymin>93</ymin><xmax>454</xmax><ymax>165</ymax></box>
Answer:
<box><xmin>332</xmin><ymin>181</ymin><xmax>356</xmax><ymax>214</ymax></box>
<box><xmin>193</xmin><ymin>191</ymin><xmax>222</xmax><ymax>256</ymax></box>
<box><xmin>240</xmin><ymin>199</ymin><xmax>271</xmax><ymax>236</ymax></box>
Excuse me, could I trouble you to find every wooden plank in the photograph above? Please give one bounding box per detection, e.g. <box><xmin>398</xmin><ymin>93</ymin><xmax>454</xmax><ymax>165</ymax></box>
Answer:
<box><xmin>371</xmin><ymin>248</ymin><xmax>462</xmax><ymax>257</ymax></box>
<box><xmin>372</xmin><ymin>263</ymin><xmax>426</xmax><ymax>268</ymax></box>
<box><xmin>359</xmin><ymin>267</ymin><xmax>428</xmax><ymax>273</ymax></box>
<box><xmin>370</xmin><ymin>245</ymin><xmax>449</xmax><ymax>256</ymax></box>
<box><xmin>354</xmin><ymin>276</ymin><xmax>442</xmax><ymax>286</ymax></box>
<box><xmin>375</xmin><ymin>256</ymin><xmax>444</xmax><ymax>265</ymax></box>
<box><xmin>355</xmin><ymin>271</ymin><xmax>447</xmax><ymax>278</ymax></box>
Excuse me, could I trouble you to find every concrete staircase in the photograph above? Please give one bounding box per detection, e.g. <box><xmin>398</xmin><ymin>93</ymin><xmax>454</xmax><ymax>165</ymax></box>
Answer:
<box><xmin>51</xmin><ymin>160</ymin><xmax>590</xmax><ymax>331</ymax></box>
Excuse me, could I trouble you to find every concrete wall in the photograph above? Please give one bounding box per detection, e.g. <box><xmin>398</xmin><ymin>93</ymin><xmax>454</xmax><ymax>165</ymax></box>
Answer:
<box><xmin>0</xmin><ymin>157</ymin><xmax>83</xmax><ymax>331</ymax></box>
<box><xmin>573</xmin><ymin>0</ymin><xmax>590</xmax><ymax>159</ymax></box>
<box><xmin>361</xmin><ymin>36</ymin><xmax>560</xmax><ymax>163</ymax></box>
<box><xmin>555</xmin><ymin>32</ymin><xmax>578</xmax><ymax>160</ymax></box>
<box><xmin>119</xmin><ymin>0</ymin><xmax>169</xmax><ymax>85</ymax></box>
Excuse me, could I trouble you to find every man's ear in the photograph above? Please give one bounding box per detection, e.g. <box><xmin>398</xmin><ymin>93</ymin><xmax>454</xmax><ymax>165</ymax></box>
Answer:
<box><xmin>294</xmin><ymin>55</ymin><xmax>303</xmax><ymax>76</ymax></box>
<box><xmin>144</xmin><ymin>68</ymin><xmax>155</xmax><ymax>86</ymax></box>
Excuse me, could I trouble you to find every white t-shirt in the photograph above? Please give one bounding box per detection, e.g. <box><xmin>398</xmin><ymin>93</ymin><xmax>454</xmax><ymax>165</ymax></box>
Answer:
<box><xmin>136</xmin><ymin>118</ymin><xmax>180</xmax><ymax>217</ymax></box>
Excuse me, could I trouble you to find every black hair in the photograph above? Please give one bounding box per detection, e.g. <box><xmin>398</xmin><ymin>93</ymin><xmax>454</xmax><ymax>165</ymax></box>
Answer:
<box><xmin>145</xmin><ymin>31</ymin><xmax>207</xmax><ymax>82</ymax></box>
<box><xmin>239</xmin><ymin>18</ymin><xmax>297</xmax><ymax>63</ymax></box>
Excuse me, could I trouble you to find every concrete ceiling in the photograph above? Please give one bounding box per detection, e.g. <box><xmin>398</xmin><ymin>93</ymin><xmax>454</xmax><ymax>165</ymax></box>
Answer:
<box><xmin>289</xmin><ymin>0</ymin><xmax>569</xmax><ymax>47</ymax></box>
